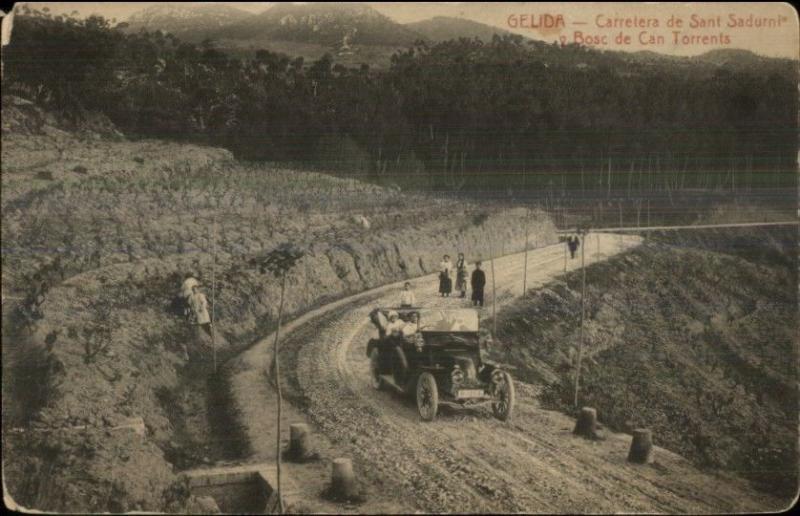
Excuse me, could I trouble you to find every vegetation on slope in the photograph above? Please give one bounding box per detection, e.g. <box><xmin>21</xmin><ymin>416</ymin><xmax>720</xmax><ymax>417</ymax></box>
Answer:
<box><xmin>1</xmin><ymin>100</ymin><xmax>557</xmax><ymax>511</ymax></box>
<box><xmin>490</xmin><ymin>228</ymin><xmax>798</xmax><ymax>500</ymax></box>
<box><xmin>5</xmin><ymin>6</ymin><xmax>796</xmax><ymax>194</ymax></box>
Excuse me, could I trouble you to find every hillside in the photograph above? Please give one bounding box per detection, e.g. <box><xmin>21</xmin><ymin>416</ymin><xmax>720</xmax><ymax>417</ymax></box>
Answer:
<box><xmin>1</xmin><ymin>97</ymin><xmax>558</xmax><ymax>512</ymax></box>
<box><xmin>405</xmin><ymin>16</ymin><xmax>513</xmax><ymax>42</ymax></box>
<box><xmin>209</xmin><ymin>2</ymin><xmax>420</xmax><ymax>48</ymax></box>
<box><xmin>490</xmin><ymin>227</ymin><xmax>798</xmax><ymax>501</ymax></box>
<box><xmin>121</xmin><ymin>3</ymin><xmax>251</xmax><ymax>42</ymax></box>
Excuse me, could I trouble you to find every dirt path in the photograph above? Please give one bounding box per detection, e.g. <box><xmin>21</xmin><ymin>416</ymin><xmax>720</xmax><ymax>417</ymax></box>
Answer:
<box><xmin>225</xmin><ymin>234</ymin><xmax>782</xmax><ymax>513</ymax></box>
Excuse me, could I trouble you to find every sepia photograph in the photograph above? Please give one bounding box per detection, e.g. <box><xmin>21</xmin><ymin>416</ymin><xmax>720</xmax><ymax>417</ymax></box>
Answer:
<box><xmin>1</xmin><ymin>2</ymin><xmax>798</xmax><ymax>513</ymax></box>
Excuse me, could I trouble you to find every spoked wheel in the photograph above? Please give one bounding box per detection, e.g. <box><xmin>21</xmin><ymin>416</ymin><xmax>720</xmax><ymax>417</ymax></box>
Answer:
<box><xmin>369</xmin><ymin>348</ymin><xmax>383</xmax><ymax>390</ymax></box>
<box><xmin>491</xmin><ymin>371</ymin><xmax>516</xmax><ymax>421</ymax></box>
<box><xmin>416</xmin><ymin>372</ymin><xmax>439</xmax><ymax>422</ymax></box>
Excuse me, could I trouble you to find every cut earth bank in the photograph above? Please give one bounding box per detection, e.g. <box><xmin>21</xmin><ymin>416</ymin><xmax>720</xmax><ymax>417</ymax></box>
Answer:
<box><xmin>1</xmin><ymin>101</ymin><xmax>558</xmax><ymax>513</ymax></box>
<box><xmin>490</xmin><ymin>227</ymin><xmax>798</xmax><ymax>506</ymax></box>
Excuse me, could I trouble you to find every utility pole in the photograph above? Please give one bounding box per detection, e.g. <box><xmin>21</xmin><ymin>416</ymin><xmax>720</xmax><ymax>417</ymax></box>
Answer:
<box><xmin>211</xmin><ymin>216</ymin><xmax>217</xmax><ymax>374</ymax></box>
<box><xmin>574</xmin><ymin>229</ymin><xmax>587</xmax><ymax>408</ymax></box>
<box><xmin>490</xmin><ymin>235</ymin><xmax>497</xmax><ymax>338</ymax></box>
<box><xmin>522</xmin><ymin>211</ymin><xmax>529</xmax><ymax>296</ymax></box>
<box><xmin>274</xmin><ymin>273</ymin><xmax>286</xmax><ymax>514</ymax></box>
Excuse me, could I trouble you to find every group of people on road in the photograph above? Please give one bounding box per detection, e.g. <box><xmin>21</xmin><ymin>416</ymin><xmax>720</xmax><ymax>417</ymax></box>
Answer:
<box><xmin>437</xmin><ymin>253</ymin><xmax>486</xmax><ymax>307</ymax></box>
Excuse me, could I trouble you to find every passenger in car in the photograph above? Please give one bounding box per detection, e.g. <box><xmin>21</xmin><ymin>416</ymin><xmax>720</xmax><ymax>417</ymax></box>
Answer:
<box><xmin>386</xmin><ymin>310</ymin><xmax>405</xmax><ymax>336</ymax></box>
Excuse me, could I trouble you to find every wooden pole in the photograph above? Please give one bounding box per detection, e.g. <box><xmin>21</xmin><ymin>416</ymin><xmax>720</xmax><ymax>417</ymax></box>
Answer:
<box><xmin>211</xmin><ymin>216</ymin><xmax>217</xmax><ymax>374</ymax></box>
<box><xmin>596</xmin><ymin>233</ymin><xmax>600</xmax><ymax>259</ymax></box>
<box><xmin>636</xmin><ymin>200</ymin><xmax>641</xmax><ymax>227</ymax></box>
<box><xmin>563</xmin><ymin>239</ymin><xmax>567</xmax><ymax>272</ymax></box>
<box><xmin>274</xmin><ymin>275</ymin><xmax>287</xmax><ymax>513</ymax></box>
<box><xmin>490</xmin><ymin>235</ymin><xmax>497</xmax><ymax>338</ymax></box>
<box><xmin>522</xmin><ymin>221</ymin><xmax>529</xmax><ymax>296</ymax></box>
<box><xmin>573</xmin><ymin>231</ymin><xmax>586</xmax><ymax>408</ymax></box>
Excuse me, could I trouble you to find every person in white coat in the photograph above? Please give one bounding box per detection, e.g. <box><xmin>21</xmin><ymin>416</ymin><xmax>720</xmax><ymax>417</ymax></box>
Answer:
<box><xmin>188</xmin><ymin>285</ymin><xmax>213</xmax><ymax>337</ymax></box>
<box><xmin>180</xmin><ymin>273</ymin><xmax>200</xmax><ymax>317</ymax></box>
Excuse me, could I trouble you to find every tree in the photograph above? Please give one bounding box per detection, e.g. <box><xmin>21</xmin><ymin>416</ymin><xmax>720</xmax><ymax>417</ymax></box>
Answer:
<box><xmin>253</xmin><ymin>243</ymin><xmax>305</xmax><ymax>514</ymax></box>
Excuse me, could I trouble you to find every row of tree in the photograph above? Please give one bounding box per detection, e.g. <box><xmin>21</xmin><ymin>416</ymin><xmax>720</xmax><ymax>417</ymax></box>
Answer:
<box><xmin>5</xmin><ymin>7</ymin><xmax>797</xmax><ymax>195</ymax></box>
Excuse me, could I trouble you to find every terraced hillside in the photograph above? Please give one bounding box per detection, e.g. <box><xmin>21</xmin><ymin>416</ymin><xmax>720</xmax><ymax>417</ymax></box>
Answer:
<box><xmin>1</xmin><ymin>98</ymin><xmax>557</xmax><ymax>512</ymax></box>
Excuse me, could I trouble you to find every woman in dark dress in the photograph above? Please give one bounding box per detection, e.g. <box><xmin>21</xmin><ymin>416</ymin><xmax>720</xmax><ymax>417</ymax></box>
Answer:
<box><xmin>455</xmin><ymin>253</ymin><xmax>468</xmax><ymax>298</ymax></box>
<box><xmin>439</xmin><ymin>254</ymin><xmax>453</xmax><ymax>297</ymax></box>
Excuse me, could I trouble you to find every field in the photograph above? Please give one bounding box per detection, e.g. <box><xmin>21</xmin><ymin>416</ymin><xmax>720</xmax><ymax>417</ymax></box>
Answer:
<box><xmin>490</xmin><ymin>225</ymin><xmax>798</xmax><ymax>501</ymax></box>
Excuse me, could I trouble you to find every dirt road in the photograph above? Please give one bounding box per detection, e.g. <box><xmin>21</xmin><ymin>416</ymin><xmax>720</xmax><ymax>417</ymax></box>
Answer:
<box><xmin>225</xmin><ymin>233</ymin><xmax>782</xmax><ymax>513</ymax></box>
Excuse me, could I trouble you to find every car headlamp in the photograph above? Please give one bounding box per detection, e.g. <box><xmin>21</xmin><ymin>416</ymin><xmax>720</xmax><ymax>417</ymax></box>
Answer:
<box><xmin>451</xmin><ymin>365</ymin><xmax>464</xmax><ymax>385</ymax></box>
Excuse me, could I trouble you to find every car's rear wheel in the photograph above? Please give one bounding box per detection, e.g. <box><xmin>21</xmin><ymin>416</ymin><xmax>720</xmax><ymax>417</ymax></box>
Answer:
<box><xmin>369</xmin><ymin>348</ymin><xmax>383</xmax><ymax>390</ymax></box>
<box><xmin>416</xmin><ymin>372</ymin><xmax>438</xmax><ymax>421</ymax></box>
<box><xmin>491</xmin><ymin>371</ymin><xmax>515</xmax><ymax>421</ymax></box>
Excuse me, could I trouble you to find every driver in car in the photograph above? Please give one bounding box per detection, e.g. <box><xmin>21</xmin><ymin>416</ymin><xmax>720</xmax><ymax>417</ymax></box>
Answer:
<box><xmin>401</xmin><ymin>312</ymin><xmax>419</xmax><ymax>339</ymax></box>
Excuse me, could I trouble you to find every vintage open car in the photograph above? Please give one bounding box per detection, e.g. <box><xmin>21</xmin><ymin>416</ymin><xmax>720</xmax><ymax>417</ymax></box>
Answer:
<box><xmin>367</xmin><ymin>307</ymin><xmax>515</xmax><ymax>421</ymax></box>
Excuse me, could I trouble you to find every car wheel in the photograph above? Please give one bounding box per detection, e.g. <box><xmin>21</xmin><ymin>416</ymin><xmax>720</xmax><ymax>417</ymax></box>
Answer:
<box><xmin>416</xmin><ymin>372</ymin><xmax>438</xmax><ymax>422</ymax></box>
<box><xmin>369</xmin><ymin>348</ymin><xmax>383</xmax><ymax>390</ymax></box>
<box><xmin>491</xmin><ymin>371</ymin><xmax>516</xmax><ymax>421</ymax></box>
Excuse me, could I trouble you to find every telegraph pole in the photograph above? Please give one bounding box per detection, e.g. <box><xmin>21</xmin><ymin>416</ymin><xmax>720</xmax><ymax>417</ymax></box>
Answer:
<box><xmin>211</xmin><ymin>216</ymin><xmax>217</xmax><ymax>374</ymax></box>
<box><xmin>522</xmin><ymin>213</ymin><xmax>529</xmax><ymax>296</ymax></box>
<box><xmin>574</xmin><ymin>228</ymin><xmax>587</xmax><ymax>408</ymax></box>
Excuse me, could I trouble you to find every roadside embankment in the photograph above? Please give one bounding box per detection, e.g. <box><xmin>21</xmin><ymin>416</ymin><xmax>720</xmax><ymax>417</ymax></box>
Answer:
<box><xmin>2</xmin><ymin>103</ymin><xmax>558</xmax><ymax>512</ymax></box>
<box><xmin>490</xmin><ymin>227</ymin><xmax>798</xmax><ymax>502</ymax></box>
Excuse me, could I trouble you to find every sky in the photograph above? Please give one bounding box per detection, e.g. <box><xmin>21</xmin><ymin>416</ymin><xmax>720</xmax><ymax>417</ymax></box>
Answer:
<box><xmin>7</xmin><ymin>2</ymin><xmax>799</xmax><ymax>59</ymax></box>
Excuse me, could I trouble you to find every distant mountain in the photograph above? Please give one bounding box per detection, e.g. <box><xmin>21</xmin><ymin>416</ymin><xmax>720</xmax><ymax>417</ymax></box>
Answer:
<box><xmin>405</xmin><ymin>16</ymin><xmax>512</xmax><ymax>43</ymax></box>
<box><xmin>210</xmin><ymin>2</ymin><xmax>420</xmax><ymax>48</ymax></box>
<box><xmin>123</xmin><ymin>3</ymin><xmax>251</xmax><ymax>42</ymax></box>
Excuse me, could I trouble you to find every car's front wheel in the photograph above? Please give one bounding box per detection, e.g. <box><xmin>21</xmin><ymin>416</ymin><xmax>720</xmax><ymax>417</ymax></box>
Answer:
<box><xmin>369</xmin><ymin>348</ymin><xmax>383</xmax><ymax>390</ymax></box>
<box><xmin>491</xmin><ymin>371</ymin><xmax>516</xmax><ymax>421</ymax></box>
<box><xmin>416</xmin><ymin>372</ymin><xmax>438</xmax><ymax>422</ymax></box>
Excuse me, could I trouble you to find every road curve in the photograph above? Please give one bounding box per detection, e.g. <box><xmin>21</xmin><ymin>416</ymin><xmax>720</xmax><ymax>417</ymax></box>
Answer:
<box><xmin>226</xmin><ymin>233</ymin><xmax>782</xmax><ymax>513</ymax></box>
<box><xmin>557</xmin><ymin>220</ymin><xmax>799</xmax><ymax>233</ymax></box>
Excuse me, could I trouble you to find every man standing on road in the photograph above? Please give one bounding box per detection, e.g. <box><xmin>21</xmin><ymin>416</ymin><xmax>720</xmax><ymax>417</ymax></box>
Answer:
<box><xmin>568</xmin><ymin>235</ymin><xmax>580</xmax><ymax>259</ymax></box>
<box><xmin>399</xmin><ymin>282</ymin><xmax>416</xmax><ymax>308</ymax></box>
<box><xmin>470</xmin><ymin>261</ymin><xmax>486</xmax><ymax>307</ymax></box>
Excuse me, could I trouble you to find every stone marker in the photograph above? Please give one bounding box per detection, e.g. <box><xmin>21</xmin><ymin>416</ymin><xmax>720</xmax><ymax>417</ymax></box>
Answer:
<box><xmin>573</xmin><ymin>407</ymin><xmax>598</xmax><ymax>439</ymax></box>
<box><xmin>628</xmin><ymin>428</ymin><xmax>654</xmax><ymax>464</ymax></box>
<box><xmin>331</xmin><ymin>458</ymin><xmax>357</xmax><ymax>499</ymax></box>
<box><xmin>288</xmin><ymin>423</ymin><xmax>310</xmax><ymax>460</ymax></box>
